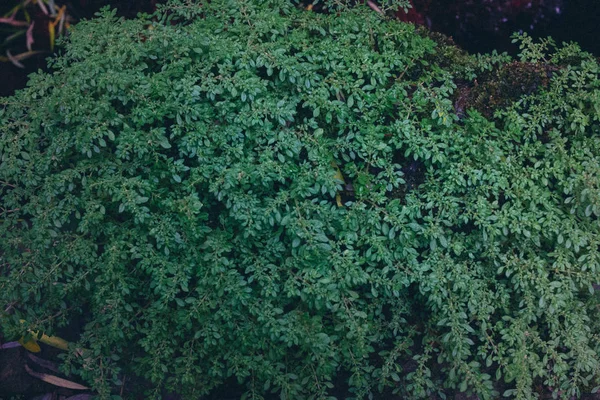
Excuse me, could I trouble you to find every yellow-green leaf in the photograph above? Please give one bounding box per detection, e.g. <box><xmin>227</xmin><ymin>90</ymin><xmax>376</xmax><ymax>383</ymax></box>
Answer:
<box><xmin>18</xmin><ymin>336</ymin><xmax>41</xmax><ymax>353</ymax></box>
<box><xmin>331</xmin><ymin>161</ymin><xmax>345</xmax><ymax>207</ymax></box>
<box><xmin>48</xmin><ymin>21</ymin><xmax>55</xmax><ymax>51</ymax></box>
<box><xmin>38</xmin><ymin>333</ymin><xmax>70</xmax><ymax>351</ymax></box>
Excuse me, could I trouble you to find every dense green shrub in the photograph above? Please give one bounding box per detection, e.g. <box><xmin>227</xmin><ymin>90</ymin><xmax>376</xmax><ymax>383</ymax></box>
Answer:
<box><xmin>2</xmin><ymin>0</ymin><xmax>600</xmax><ymax>398</ymax></box>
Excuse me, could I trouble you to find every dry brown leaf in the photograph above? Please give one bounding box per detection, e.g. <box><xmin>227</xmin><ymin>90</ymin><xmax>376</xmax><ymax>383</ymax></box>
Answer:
<box><xmin>25</xmin><ymin>364</ymin><xmax>89</xmax><ymax>390</ymax></box>
<box><xmin>26</xmin><ymin>21</ymin><xmax>35</xmax><ymax>51</ymax></box>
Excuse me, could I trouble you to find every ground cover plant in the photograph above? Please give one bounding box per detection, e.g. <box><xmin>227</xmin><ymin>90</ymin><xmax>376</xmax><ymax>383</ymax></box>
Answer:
<box><xmin>1</xmin><ymin>0</ymin><xmax>600</xmax><ymax>398</ymax></box>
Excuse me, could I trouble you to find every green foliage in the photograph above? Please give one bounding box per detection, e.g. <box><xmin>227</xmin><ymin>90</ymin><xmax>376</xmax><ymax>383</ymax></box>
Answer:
<box><xmin>2</xmin><ymin>0</ymin><xmax>600</xmax><ymax>398</ymax></box>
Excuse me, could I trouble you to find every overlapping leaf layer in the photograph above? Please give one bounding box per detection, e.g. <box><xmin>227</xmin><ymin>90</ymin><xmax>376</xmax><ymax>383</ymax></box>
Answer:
<box><xmin>2</xmin><ymin>1</ymin><xmax>600</xmax><ymax>398</ymax></box>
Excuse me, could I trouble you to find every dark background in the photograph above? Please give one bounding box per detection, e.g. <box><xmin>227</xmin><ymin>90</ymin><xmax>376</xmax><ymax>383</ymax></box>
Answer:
<box><xmin>1</xmin><ymin>0</ymin><xmax>599</xmax><ymax>97</ymax></box>
<box><xmin>411</xmin><ymin>0</ymin><xmax>600</xmax><ymax>56</ymax></box>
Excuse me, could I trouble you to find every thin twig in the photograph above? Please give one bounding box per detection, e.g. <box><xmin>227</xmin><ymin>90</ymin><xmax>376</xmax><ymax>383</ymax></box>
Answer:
<box><xmin>120</xmin><ymin>374</ymin><xmax>126</xmax><ymax>397</ymax></box>
<box><xmin>4</xmin><ymin>302</ymin><xmax>16</xmax><ymax>313</ymax></box>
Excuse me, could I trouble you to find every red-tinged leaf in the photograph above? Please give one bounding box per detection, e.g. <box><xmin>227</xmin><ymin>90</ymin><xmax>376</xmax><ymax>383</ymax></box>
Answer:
<box><xmin>366</xmin><ymin>0</ymin><xmax>383</xmax><ymax>15</ymax></box>
<box><xmin>36</xmin><ymin>0</ymin><xmax>49</xmax><ymax>15</ymax></box>
<box><xmin>0</xmin><ymin>17</ymin><xmax>29</xmax><ymax>27</ymax></box>
<box><xmin>25</xmin><ymin>364</ymin><xmax>89</xmax><ymax>390</ymax></box>
<box><xmin>26</xmin><ymin>21</ymin><xmax>34</xmax><ymax>51</ymax></box>
<box><xmin>0</xmin><ymin>341</ymin><xmax>21</xmax><ymax>349</ymax></box>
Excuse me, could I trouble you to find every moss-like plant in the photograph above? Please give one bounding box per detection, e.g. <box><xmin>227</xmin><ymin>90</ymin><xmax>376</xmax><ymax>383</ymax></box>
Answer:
<box><xmin>1</xmin><ymin>1</ymin><xmax>600</xmax><ymax>399</ymax></box>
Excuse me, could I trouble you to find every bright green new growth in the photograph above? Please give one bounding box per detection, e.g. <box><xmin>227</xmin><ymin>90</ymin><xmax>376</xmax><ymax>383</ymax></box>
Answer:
<box><xmin>1</xmin><ymin>0</ymin><xmax>600</xmax><ymax>398</ymax></box>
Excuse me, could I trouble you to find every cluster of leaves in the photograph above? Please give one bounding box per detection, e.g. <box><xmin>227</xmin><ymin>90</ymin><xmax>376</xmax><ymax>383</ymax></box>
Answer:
<box><xmin>1</xmin><ymin>0</ymin><xmax>600</xmax><ymax>398</ymax></box>
<box><xmin>0</xmin><ymin>0</ymin><xmax>70</xmax><ymax>68</ymax></box>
